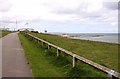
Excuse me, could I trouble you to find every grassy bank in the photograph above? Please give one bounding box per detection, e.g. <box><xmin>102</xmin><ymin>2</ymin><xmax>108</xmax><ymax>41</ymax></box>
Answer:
<box><xmin>0</xmin><ymin>31</ymin><xmax>11</xmax><ymax>38</ymax></box>
<box><xmin>29</xmin><ymin>32</ymin><xmax>119</xmax><ymax>73</ymax></box>
<box><xmin>19</xmin><ymin>33</ymin><xmax>107</xmax><ymax>78</ymax></box>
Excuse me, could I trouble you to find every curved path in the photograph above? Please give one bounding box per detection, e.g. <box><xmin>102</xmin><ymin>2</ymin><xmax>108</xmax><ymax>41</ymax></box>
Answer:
<box><xmin>1</xmin><ymin>32</ymin><xmax>32</xmax><ymax>77</ymax></box>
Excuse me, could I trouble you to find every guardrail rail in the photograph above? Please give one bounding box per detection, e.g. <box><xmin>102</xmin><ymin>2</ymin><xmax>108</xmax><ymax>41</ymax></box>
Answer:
<box><xmin>22</xmin><ymin>32</ymin><xmax>120</xmax><ymax>79</ymax></box>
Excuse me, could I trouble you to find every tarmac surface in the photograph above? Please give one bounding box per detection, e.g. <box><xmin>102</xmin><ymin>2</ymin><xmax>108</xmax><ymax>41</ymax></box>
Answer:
<box><xmin>1</xmin><ymin>32</ymin><xmax>33</xmax><ymax>77</ymax></box>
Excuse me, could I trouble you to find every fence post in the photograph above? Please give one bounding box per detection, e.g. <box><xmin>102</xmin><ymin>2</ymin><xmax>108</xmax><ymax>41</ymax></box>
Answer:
<box><xmin>48</xmin><ymin>45</ymin><xmax>50</xmax><ymax>50</ymax></box>
<box><xmin>57</xmin><ymin>48</ymin><xmax>59</xmax><ymax>57</ymax></box>
<box><xmin>108</xmin><ymin>70</ymin><xmax>114</xmax><ymax>79</ymax></box>
<box><xmin>42</xmin><ymin>42</ymin><xmax>44</xmax><ymax>46</ymax></box>
<box><xmin>73</xmin><ymin>54</ymin><xmax>76</xmax><ymax>68</ymax></box>
<box><xmin>38</xmin><ymin>40</ymin><xmax>39</xmax><ymax>43</ymax></box>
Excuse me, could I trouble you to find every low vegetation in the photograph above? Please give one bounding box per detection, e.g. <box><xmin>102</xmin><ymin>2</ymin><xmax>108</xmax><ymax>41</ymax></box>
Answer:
<box><xmin>29</xmin><ymin>32</ymin><xmax>119</xmax><ymax>73</ymax></box>
<box><xmin>0</xmin><ymin>31</ymin><xmax>11</xmax><ymax>38</ymax></box>
<box><xmin>19</xmin><ymin>33</ymin><xmax>108</xmax><ymax>78</ymax></box>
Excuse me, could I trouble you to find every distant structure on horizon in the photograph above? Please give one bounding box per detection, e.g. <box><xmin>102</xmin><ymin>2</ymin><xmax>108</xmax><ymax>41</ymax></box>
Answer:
<box><xmin>0</xmin><ymin>28</ymin><xmax>9</xmax><ymax>31</ymax></box>
<box><xmin>18</xmin><ymin>28</ymin><xmax>34</xmax><ymax>32</ymax></box>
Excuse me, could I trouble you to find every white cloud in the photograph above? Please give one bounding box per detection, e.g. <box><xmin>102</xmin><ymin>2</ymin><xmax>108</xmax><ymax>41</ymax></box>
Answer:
<box><xmin>0</xmin><ymin>0</ymin><xmax>12</xmax><ymax>12</ymax></box>
<box><xmin>0</xmin><ymin>0</ymin><xmax>118</xmax><ymax>27</ymax></box>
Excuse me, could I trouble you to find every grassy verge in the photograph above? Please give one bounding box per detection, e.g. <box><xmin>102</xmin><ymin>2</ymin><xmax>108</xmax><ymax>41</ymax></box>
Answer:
<box><xmin>19</xmin><ymin>33</ymin><xmax>107</xmax><ymax>78</ymax></box>
<box><xmin>29</xmin><ymin>32</ymin><xmax>119</xmax><ymax>73</ymax></box>
<box><xmin>0</xmin><ymin>31</ymin><xmax>11</xmax><ymax>38</ymax></box>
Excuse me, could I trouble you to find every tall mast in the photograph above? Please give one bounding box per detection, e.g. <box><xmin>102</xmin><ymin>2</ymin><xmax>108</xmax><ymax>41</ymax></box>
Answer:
<box><xmin>16</xmin><ymin>20</ymin><xmax>17</xmax><ymax>31</ymax></box>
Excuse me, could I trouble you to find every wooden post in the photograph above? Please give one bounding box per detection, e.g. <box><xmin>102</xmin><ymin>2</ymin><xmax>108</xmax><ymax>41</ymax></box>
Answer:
<box><xmin>38</xmin><ymin>40</ymin><xmax>39</xmax><ymax>44</ymax></box>
<box><xmin>34</xmin><ymin>38</ymin><xmax>35</xmax><ymax>42</ymax></box>
<box><xmin>108</xmin><ymin>70</ymin><xmax>114</xmax><ymax>79</ymax></box>
<box><xmin>48</xmin><ymin>45</ymin><xmax>50</xmax><ymax>50</ymax></box>
<box><xmin>73</xmin><ymin>54</ymin><xmax>76</xmax><ymax>68</ymax></box>
<box><xmin>32</xmin><ymin>37</ymin><xmax>34</xmax><ymax>40</ymax></box>
<box><xmin>35</xmin><ymin>38</ymin><xmax>37</xmax><ymax>42</ymax></box>
<box><xmin>42</xmin><ymin>42</ymin><xmax>44</xmax><ymax>46</ymax></box>
<box><xmin>57</xmin><ymin>49</ymin><xmax>59</xmax><ymax>57</ymax></box>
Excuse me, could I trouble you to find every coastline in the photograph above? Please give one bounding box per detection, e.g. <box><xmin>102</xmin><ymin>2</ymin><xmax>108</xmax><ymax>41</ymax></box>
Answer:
<box><xmin>59</xmin><ymin>34</ymin><xmax>119</xmax><ymax>44</ymax></box>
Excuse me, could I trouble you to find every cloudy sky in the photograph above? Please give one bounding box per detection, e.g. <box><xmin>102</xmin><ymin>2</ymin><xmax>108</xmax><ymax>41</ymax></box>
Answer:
<box><xmin>0</xmin><ymin>0</ymin><xmax>119</xmax><ymax>33</ymax></box>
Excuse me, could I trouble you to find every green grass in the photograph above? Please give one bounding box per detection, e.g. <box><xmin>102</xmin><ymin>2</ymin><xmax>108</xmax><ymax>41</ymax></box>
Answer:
<box><xmin>0</xmin><ymin>31</ymin><xmax>11</xmax><ymax>38</ymax></box>
<box><xmin>29</xmin><ymin>32</ymin><xmax>119</xmax><ymax>73</ymax></box>
<box><xmin>19</xmin><ymin>33</ymin><xmax>107</xmax><ymax>78</ymax></box>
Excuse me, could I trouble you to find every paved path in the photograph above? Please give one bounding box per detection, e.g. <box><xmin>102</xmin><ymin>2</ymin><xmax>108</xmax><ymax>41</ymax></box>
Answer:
<box><xmin>0</xmin><ymin>34</ymin><xmax>2</xmax><ymax>78</ymax></box>
<box><xmin>2</xmin><ymin>32</ymin><xmax>33</xmax><ymax>77</ymax></box>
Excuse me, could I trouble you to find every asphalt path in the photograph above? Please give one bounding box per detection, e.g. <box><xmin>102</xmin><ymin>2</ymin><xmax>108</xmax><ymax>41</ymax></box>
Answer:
<box><xmin>1</xmin><ymin>32</ymin><xmax>33</xmax><ymax>77</ymax></box>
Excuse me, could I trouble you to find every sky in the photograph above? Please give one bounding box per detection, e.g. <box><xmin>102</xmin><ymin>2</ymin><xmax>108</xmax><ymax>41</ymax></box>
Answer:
<box><xmin>0</xmin><ymin>0</ymin><xmax>119</xmax><ymax>33</ymax></box>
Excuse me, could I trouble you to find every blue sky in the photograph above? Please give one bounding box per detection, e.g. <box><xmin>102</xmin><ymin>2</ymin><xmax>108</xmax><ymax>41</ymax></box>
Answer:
<box><xmin>0</xmin><ymin>0</ymin><xmax>119</xmax><ymax>33</ymax></box>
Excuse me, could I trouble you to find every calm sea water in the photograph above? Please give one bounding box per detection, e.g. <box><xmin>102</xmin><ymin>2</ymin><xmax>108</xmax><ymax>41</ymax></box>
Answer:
<box><xmin>57</xmin><ymin>33</ymin><xmax>119</xmax><ymax>44</ymax></box>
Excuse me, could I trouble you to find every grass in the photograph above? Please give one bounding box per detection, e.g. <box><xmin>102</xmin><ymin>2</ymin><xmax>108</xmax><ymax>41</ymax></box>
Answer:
<box><xmin>0</xmin><ymin>31</ymin><xmax>11</xmax><ymax>38</ymax></box>
<box><xmin>19</xmin><ymin>33</ymin><xmax>107</xmax><ymax>78</ymax></box>
<box><xmin>29</xmin><ymin>32</ymin><xmax>119</xmax><ymax>73</ymax></box>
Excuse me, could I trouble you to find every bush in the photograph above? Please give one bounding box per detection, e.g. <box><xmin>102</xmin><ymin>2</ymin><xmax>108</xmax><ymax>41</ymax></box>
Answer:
<box><xmin>31</xmin><ymin>31</ymin><xmax>39</xmax><ymax>33</ymax></box>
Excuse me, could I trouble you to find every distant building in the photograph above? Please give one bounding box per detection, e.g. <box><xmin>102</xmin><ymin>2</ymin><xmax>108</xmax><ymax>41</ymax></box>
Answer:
<box><xmin>0</xmin><ymin>28</ymin><xmax>9</xmax><ymax>31</ymax></box>
<box><xmin>61</xmin><ymin>34</ymin><xmax>69</xmax><ymax>38</ymax></box>
<box><xmin>18</xmin><ymin>28</ymin><xmax>34</xmax><ymax>32</ymax></box>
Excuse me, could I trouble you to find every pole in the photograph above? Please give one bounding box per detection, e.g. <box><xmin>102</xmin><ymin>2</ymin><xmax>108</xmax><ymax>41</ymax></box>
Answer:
<box><xmin>16</xmin><ymin>20</ymin><xmax>17</xmax><ymax>31</ymax></box>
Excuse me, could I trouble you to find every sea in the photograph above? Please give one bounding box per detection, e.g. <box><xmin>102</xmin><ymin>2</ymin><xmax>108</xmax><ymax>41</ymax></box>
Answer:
<box><xmin>52</xmin><ymin>33</ymin><xmax>120</xmax><ymax>44</ymax></box>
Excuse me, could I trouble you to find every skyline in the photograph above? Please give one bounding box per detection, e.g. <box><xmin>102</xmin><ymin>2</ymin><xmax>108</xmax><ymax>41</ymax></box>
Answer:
<box><xmin>0</xmin><ymin>0</ymin><xmax>119</xmax><ymax>33</ymax></box>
